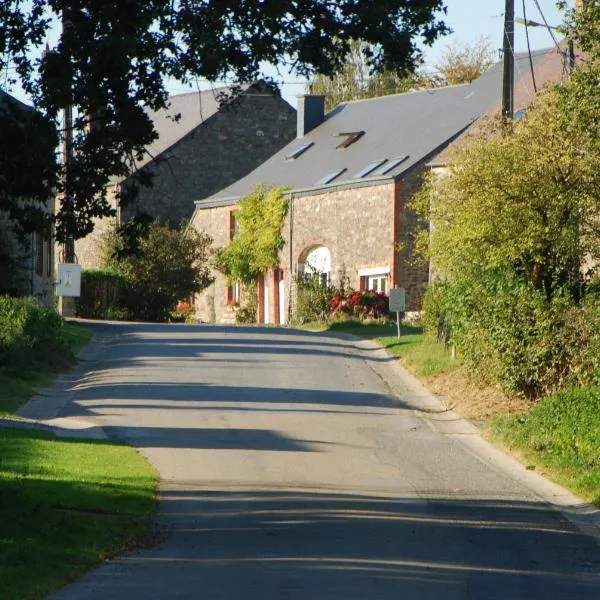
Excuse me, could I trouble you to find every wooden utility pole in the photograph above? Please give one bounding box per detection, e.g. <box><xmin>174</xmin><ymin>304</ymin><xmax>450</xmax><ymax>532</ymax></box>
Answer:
<box><xmin>502</xmin><ymin>0</ymin><xmax>515</xmax><ymax>121</ymax></box>
<box><xmin>58</xmin><ymin>7</ymin><xmax>76</xmax><ymax>317</ymax></box>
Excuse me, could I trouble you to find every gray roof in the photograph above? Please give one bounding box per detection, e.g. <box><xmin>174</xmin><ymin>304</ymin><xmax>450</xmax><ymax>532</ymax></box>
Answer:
<box><xmin>138</xmin><ymin>84</ymin><xmax>253</xmax><ymax>169</ymax></box>
<box><xmin>197</xmin><ymin>49</ymin><xmax>553</xmax><ymax>207</ymax></box>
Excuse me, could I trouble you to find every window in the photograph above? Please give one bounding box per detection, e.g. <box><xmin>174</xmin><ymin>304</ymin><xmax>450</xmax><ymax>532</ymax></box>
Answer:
<box><xmin>229</xmin><ymin>211</ymin><xmax>238</xmax><ymax>240</ymax></box>
<box><xmin>285</xmin><ymin>142</ymin><xmax>314</xmax><ymax>160</ymax></box>
<box><xmin>376</xmin><ymin>155</ymin><xmax>409</xmax><ymax>175</ymax></box>
<box><xmin>46</xmin><ymin>238</ymin><xmax>52</xmax><ymax>277</ymax></box>
<box><xmin>315</xmin><ymin>168</ymin><xmax>346</xmax><ymax>186</ymax></box>
<box><xmin>353</xmin><ymin>159</ymin><xmax>387</xmax><ymax>179</ymax></box>
<box><xmin>227</xmin><ymin>280</ymin><xmax>241</xmax><ymax>304</ymax></box>
<box><xmin>335</xmin><ymin>131</ymin><xmax>365</xmax><ymax>149</ymax></box>
<box><xmin>35</xmin><ymin>231</ymin><xmax>44</xmax><ymax>276</ymax></box>
<box><xmin>358</xmin><ymin>267</ymin><xmax>390</xmax><ymax>293</ymax></box>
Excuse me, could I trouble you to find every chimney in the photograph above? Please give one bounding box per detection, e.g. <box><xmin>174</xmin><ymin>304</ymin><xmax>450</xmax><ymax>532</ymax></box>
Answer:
<box><xmin>296</xmin><ymin>95</ymin><xmax>325</xmax><ymax>138</ymax></box>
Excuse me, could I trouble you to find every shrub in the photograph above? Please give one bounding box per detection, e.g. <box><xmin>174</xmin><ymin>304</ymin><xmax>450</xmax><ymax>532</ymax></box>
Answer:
<box><xmin>424</xmin><ymin>273</ymin><xmax>600</xmax><ymax>398</ymax></box>
<box><xmin>329</xmin><ymin>289</ymin><xmax>390</xmax><ymax>320</ymax></box>
<box><xmin>101</xmin><ymin>221</ymin><xmax>214</xmax><ymax>322</ymax></box>
<box><xmin>0</xmin><ymin>296</ymin><xmax>69</xmax><ymax>369</ymax></box>
<box><xmin>293</xmin><ymin>274</ymin><xmax>336</xmax><ymax>324</ymax></box>
<box><xmin>75</xmin><ymin>269</ymin><xmax>128</xmax><ymax>320</ymax></box>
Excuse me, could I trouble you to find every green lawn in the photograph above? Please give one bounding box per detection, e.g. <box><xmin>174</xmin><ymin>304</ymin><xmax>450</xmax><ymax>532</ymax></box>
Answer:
<box><xmin>0</xmin><ymin>322</ymin><xmax>93</xmax><ymax>415</ymax></box>
<box><xmin>0</xmin><ymin>428</ymin><xmax>158</xmax><ymax>600</ymax></box>
<box><xmin>491</xmin><ymin>387</ymin><xmax>600</xmax><ymax>506</ymax></box>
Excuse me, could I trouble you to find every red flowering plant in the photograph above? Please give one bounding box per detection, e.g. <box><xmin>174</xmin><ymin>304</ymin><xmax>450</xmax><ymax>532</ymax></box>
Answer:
<box><xmin>170</xmin><ymin>299</ymin><xmax>195</xmax><ymax>323</ymax></box>
<box><xmin>329</xmin><ymin>289</ymin><xmax>390</xmax><ymax>320</ymax></box>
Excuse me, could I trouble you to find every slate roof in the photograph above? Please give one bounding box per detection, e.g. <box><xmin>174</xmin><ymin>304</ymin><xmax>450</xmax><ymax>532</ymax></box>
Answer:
<box><xmin>136</xmin><ymin>83</ymin><xmax>253</xmax><ymax>170</ymax></box>
<box><xmin>196</xmin><ymin>48</ymin><xmax>555</xmax><ymax>208</ymax></box>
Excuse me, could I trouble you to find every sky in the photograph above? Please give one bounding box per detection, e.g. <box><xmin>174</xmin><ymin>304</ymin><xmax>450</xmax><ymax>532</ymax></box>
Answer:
<box><xmin>5</xmin><ymin>1</ymin><xmax>574</xmax><ymax>107</ymax></box>
<box><xmin>246</xmin><ymin>0</ymin><xmax>575</xmax><ymax>106</ymax></box>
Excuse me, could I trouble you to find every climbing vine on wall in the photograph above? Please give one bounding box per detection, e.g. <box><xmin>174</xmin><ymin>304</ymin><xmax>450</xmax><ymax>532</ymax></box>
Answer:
<box><xmin>214</xmin><ymin>184</ymin><xmax>289</xmax><ymax>284</ymax></box>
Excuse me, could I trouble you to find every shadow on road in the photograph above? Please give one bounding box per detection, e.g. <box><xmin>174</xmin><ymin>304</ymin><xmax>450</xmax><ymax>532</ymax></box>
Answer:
<box><xmin>108</xmin><ymin>487</ymin><xmax>600</xmax><ymax>599</ymax></box>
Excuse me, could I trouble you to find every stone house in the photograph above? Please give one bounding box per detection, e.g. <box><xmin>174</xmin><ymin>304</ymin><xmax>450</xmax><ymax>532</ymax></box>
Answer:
<box><xmin>190</xmin><ymin>60</ymin><xmax>517</xmax><ymax>325</ymax></box>
<box><xmin>74</xmin><ymin>81</ymin><xmax>297</xmax><ymax>267</ymax></box>
<box><xmin>0</xmin><ymin>90</ymin><xmax>55</xmax><ymax>306</ymax></box>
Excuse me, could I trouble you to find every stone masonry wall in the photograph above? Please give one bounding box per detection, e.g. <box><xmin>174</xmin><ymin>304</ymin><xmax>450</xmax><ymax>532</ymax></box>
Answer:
<box><xmin>75</xmin><ymin>89</ymin><xmax>296</xmax><ymax>270</ymax></box>
<box><xmin>123</xmin><ymin>91</ymin><xmax>296</xmax><ymax>225</ymax></box>
<box><xmin>191</xmin><ymin>178</ymin><xmax>429</xmax><ymax>324</ymax></box>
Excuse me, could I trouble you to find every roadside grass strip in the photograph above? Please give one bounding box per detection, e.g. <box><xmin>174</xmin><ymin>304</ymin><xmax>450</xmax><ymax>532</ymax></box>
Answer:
<box><xmin>0</xmin><ymin>428</ymin><xmax>158</xmax><ymax>600</ymax></box>
<box><xmin>490</xmin><ymin>388</ymin><xmax>600</xmax><ymax>507</ymax></box>
<box><xmin>0</xmin><ymin>323</ymin><xmax>93</xmax><ymax>415</ymax></box>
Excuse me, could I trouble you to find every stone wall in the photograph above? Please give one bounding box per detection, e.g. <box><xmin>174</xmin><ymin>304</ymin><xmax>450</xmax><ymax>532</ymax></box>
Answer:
<box><xmin>75</xmin><ymin>88</ymin><xmax>296</xmax><ymax>270</ymax></box>
<box><xmin>123</xmin><ymin>91</ymin><xmax>296</xmax><ymax>225</ymax></box>
<box><xmin>190</xmin><ymin>177</ymin><xmax>429</xmax><ymax>324</ymax></box>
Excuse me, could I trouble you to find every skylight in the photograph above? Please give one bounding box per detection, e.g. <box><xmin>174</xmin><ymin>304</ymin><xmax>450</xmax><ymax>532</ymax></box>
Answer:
<box><xmin>377</xmin><ymin>155</ymin><xmax>409</xmax><ymax>175</ymax></box>
<box><xmin>353</xmin><ymin>159</ymin><xmax>387</xmax><ymax>179</ymax></box>
<box><xmin>335</xmin><ymin>131</ymin><xmax>365</xmax><ymax>149</ymax></box>
<box><xmin>285</xmin><ymin>141</ymin><xmax>314</xmax><ymax>160</ymax></box>
<box><xmin>316</xmin><ymin>168</ymin><xmax>347</xmax><ymax>186</ymax></box>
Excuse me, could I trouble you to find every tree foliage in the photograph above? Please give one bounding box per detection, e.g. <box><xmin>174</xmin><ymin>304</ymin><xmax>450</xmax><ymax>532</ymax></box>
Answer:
<box><xmin>310</xmin><ymin>37</ymin><xmax>495</xmax><ymax>110</ymax></box>
<box><xmin>214</xmin><ymin>184</ymin><xmax>289</xmax><ymax>284</ymax></box>
<box><xmin>0</xmin><ymin>1</ymin><xmax>449</xmax><ymax>241</ymax></box>
<box><xmin>434</xmin><ymin>37</ymin><xmax>494</xmax><ymax>85</ymax></box>
<box><xmin>102</xmin><ymin>220</ymin><xmax>213</xmax><ymax>322</ymax></box>
<box><xmin>415</xmin><ymin>90</ymin><xmax>600</xmax><ymax>302</ymax></box>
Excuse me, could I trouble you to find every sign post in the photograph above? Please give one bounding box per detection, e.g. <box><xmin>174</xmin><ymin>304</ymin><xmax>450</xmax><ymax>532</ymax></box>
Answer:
<box><xmin>388</xmin><ymin>288</ymin><xmax>405</xmax><ymax>338</ymax></box>
<box><xmin>57</xmin><ymin>263</ymin><xmax>81</xmax><ymax>298</ymax></box>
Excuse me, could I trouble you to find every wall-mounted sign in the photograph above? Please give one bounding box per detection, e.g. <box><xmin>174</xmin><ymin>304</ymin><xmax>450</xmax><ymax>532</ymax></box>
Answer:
<box><xmin>57</xmin><ymin>264</ymin><xmax>81</xmax><ymax>297</ymax></box>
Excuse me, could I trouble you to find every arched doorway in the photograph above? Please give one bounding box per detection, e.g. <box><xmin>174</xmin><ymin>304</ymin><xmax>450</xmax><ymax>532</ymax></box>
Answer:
<box><xmin>299</xmin><ymin>245</ymin><xmax>332</xmax><ymax>285</ymax></box>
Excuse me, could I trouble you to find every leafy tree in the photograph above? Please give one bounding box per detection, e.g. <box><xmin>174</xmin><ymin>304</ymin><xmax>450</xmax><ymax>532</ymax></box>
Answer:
<box><xmin>310</xmin><ymin>37</ymin><xmax>495</xmax><ymax>111</ymax></box>
<box><xmin>214</xmin><ymin>184</ymin><xmax>289</xmax><ymax>284</ymax></box>
<box><xmin>103</xmin><ymin>220</ymin><xmax>213</xmax><ymax>322</ymax></box>
<box><xmin>433</xmin><ymin>37</ymin><xmax>494</xmax><ymax>85</ymax></box>
<box><xmin>310</xmin><ymin>39</ymin><xmax>420</xmax><ymax>111</ymax></box>
<box><xmin>0</xmin><ymin>1</ymin><xmax>449</xmax><ymax>242</ymax></box>
<box><xmin>414</xmin><ymin>90</ymin><xmax>600</xmax><ymax>302</ymax></box>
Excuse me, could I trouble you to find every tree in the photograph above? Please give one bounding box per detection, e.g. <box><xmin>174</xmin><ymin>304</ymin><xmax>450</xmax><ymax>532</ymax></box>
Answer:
<box><xmin>310</xmin><ymin>37</ymin><xmax>495</xmax><ymax>111</ymax></box>
<box><xmin>103</xmin><ymin>220</ymin><xmax>213</xmax><ymax>322</ymax></box>
<box><xmin>434</xmin><ymin>37</ymin><xmax>494</xmax><ymax>85</ymax></box>
<box><xmin>415</xmin><ymin>90</ymin><xmax>600</xmax><ymax>302</ymax></box>
<box><xmin>0</xmin><ymin>1</ymin><xmax>449</xmax><ymax>242</ymax></box>
<box><xmin>310</xmin><ymin>39</ymin><xmax>420</xmax><ymax>111</ymax></box>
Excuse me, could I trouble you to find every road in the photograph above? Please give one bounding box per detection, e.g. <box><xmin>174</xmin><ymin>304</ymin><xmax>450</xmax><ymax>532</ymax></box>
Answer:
<box><xmin>33</xmin><ymin>322</ymin><xmax>599</xmax><ymax>599</ymax></box>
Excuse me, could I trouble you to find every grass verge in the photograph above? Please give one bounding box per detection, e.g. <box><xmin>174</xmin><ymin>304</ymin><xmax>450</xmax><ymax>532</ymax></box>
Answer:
<box><xmin>0</xmin><ymin>427</ymin><xmax>158</xmax><ymax>600</ymax></box>
<box><xmin>310</xmin><ymin>318</ymin><xmax>600</xmax><ymax>507</ymax></box>
<box><xmin>490</xmin><ymin>388</ymin><xmax>600</xmax><ymax>506</ymax></box>
<box><xmin>0</xmin><ymin>322</ymin><xmax>93</xmax><ymax>415</ymax></box>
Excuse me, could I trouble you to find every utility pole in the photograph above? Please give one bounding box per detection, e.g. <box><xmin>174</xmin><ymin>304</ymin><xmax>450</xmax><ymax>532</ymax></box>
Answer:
<box><xmin>502</xmin><ymin>0</ymin><xmax>515</xmax><ymax>121</ymax></box>
<box><xmin>58</xmin><ymin>6</ymin><xmax>76</xmax><ymax>317</ymax></box>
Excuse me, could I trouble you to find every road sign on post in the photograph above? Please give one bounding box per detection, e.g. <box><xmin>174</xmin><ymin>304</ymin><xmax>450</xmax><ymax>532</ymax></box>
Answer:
<box><xmin>389</xmin><ymin>288</ymin><xmax>405</xmax><ymax>338</ymax></box>
<box><xmin>57</xmin><ymin>263</ymin><xmax>81</xmax><ymax>298</ymax></box>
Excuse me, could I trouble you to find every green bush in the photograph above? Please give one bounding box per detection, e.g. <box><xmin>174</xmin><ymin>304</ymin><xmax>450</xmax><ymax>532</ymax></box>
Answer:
<box><xmin>293</xmin><ymin>274</ymin><xmax>336</xmax><ymax>324</ymax></box>
<box><xmin>0</xmin><ymin>296</ymin><xmax>69</xmax><ymax>369</ymax></box>
<box><xmin>424</xmin><ymin>273</ymin><xmax>600</xmax><ymax>398</ymax></box>
<box><xmin>76</xmin><ymin>269</ymin><xmax>128</xmax><ymax>320</ymax></box>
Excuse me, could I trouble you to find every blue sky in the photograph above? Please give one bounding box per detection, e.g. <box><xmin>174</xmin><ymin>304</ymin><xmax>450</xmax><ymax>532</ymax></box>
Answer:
<box><xmin>6</xmin><ymin>1</ymin><xmax>574</xmax><ymax>106</ymax></box>
<box><xmin>258</xmin><ymin>0</ymin><xmax>575</xmax><ymax>105</ymax></box>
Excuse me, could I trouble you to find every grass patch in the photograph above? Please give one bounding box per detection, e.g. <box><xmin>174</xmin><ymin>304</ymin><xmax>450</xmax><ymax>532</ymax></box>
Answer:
<box><xmin>317</xmin><ymin>319</ymin><xmax>456</xmax><ymax>378</ymax></box>
<box><xmin>0</xmin><ymin>322</ymin><xmax>92</xmax><ymax>415</ymax></box>
<box><xmin>490</xmin><ymin>387</ymin><xmax>600</xmax><ymax>506</ymax></box>
<box><xmin>0</xmin><ymin>427</ymin><xmax>158</xmax><ymax>600</ymax></box>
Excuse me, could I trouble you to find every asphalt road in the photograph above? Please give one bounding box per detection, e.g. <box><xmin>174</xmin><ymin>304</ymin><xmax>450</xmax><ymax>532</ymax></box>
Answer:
<box><xmin>30</xmin><ymin>322</ymin><xmax>599</xmax><ymax>599</ymax></box>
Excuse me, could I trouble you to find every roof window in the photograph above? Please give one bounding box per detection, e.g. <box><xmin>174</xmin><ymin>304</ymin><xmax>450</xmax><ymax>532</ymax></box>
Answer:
<box><xmin>335</xmin><ymin>131</ymin><xmax>365</xmax><ymax>149</ymax></box>
<box><xmin>353</xmin><ymin>159</ymin><xmax>387</xmax><ymax>179</ymax></box>
<box><xmin>285</xmin><ymin>141</ymin><xmax>314</xmax><ymax>160</ymax></box>
<box><xmin>377</xmin><ymin>155</ymin><xmax>409</xmax><ymax>175</ymax></box>
<box><xmin>316</xmin><ymin>168</ymin><xmax>347</xmax><ymax>186</ymax></box>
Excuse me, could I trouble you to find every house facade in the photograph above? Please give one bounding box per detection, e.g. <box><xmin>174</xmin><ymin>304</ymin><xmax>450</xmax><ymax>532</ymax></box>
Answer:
<box><xmin>191</xmin><ymin>62</ymin><xmax>516</xmax><ymax>324</ymax></box>
<box><xmin>74</xmin><ymin>82</ymin><xmax>297</xmax><ymax>268</ymax></box>
<box><xmin>0</xmin><ymin>90</ymin><xmax>55</xmax><ymax>306</ymax></box>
